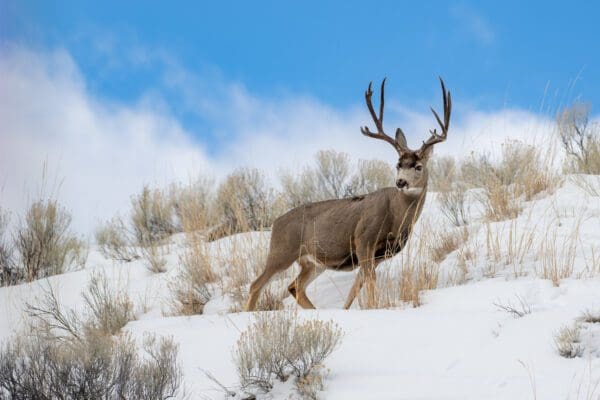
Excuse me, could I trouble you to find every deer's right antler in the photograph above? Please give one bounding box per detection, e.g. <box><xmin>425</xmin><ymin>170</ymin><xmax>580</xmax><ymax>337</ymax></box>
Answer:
<box><xmin>360</xmin><ymin>78</ymin><xmax>409</xmax><ymax>155</ymax></box>
<box><xmin>417</xmin><ymin>77</ymin><xmax>452</xmax><ymax>157</ymax></box>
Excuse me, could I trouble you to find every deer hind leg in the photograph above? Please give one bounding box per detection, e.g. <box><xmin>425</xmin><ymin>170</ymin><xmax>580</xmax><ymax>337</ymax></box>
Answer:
<box><xmin>246</xmin><ymin>252</ymin><xmax>295</xmax><ymax>312</ymax></box>
<box><xmin>288</xmin><ymin>256</ymin><xmax>325</xmax><ymax>309</ymax></box>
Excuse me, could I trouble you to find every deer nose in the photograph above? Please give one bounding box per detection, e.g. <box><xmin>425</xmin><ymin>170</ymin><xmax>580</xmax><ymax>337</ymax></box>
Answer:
<box><xmin>396</xmin><ymin>179</ymin><xmax>408</xmax><ymax>189</ymax></box>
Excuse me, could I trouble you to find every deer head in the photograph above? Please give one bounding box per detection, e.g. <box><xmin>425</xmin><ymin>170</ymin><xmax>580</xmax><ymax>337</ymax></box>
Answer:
<box><xmin>360</xmin><ymin>77</ymin><xmax>451</xmax><ymax>193</ymax></box>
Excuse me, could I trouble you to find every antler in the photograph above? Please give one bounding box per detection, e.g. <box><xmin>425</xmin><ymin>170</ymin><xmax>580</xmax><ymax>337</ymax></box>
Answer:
<box><xmin>360</xmin><ymin>78</ymin><xmax>409</xmax><ymax>154</ymax></box>
<box><xmin>418</xmin><ymin>77</ymin><xmax>452</xmax><ymax>156</ymax></box>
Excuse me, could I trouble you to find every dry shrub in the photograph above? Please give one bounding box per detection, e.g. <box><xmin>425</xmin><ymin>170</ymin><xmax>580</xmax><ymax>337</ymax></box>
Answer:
<box><xmin>15</xmin><ymin>199</ymin><xmax>86</xmax><ymax>282</ymax></box>
<box><xmin>95</xmin><ymin>217</ymin><xmax>140</xmax><ymax>262</ymax></box>
<box><xmin>1</xmin><ymin>274</ymin><xmax>180</xmax><ymax>399</ymax></box>
<box><xmin>461</xmin><ymin>141</ymin><xmax>559</xmax><ymax>221</ymax></box>
<box><xmin>346</xmin><ymin>159</ymin><xmax>394</xmax><ymax>197</ymax></box>
<box><xmin>280</xmin><ymin>151</ymin><xmax>394</xmax><ymax>209</ymax></box>
<box><xmin>233</xmin><ymin>311</ymin><xmax>343</xmax><ymax>396</ymax></box>
<box><xmin>558</xmin><ymin>102</ymin><xmax>600</xmax><ymax>174</ymax></box>
<box><xmin>494</xmin><ymin>294</ymin><xmax>532</xmax><ymax>318</ymax></box>
<box><xmin>554</xmin><ymin>323</ymin><xmax>583</xmax><ymax>358</ymax></box>
<box><xmin>170</xmin><ymin>178</ymin><xmax>214</xmax><ymax>234</ymax></box>
<box><xmin>131</xmin><ymin>185</ymin><xmax>176</xmax><ymax>246</ymax></box>
<box><xmin>0</xmin><ymin>210</ymin><xmax>20</xmax><ymax>286</ymax></box>
<box><xmin>82</xmin><ymin>272</ymin><xmax>134</xmax><ymax>336</ymax></box>
<box><xmin>437</xmin><ymin>183</ymin><xmax>469</xmax><ymax>226</ymax></box>
<box><xmin>211</xmin><ymin>168</ymin><xmax>278</xmax><ymax>239</ymax></box>
<box><xmin>168</xmin><ymin>242</ymin><xmax>214</xmax><ymax>315</ymax></box>
<box><xmin>0</xmin><ymin>331</ymin><xmax>181</xmax><ymax>400</ymax></box>
<box><xmin>313</xmin><ymin>150</ymin><xmax>351</xmax><ymax>199</ymax></box>
<box><xmin>26</xmin><ymin>273</ymin><xmax>134</xmax><ymax>339</ymax></box>
<box><xmin>428</xmin><ymin>155</ymin><xmax>457</xmax><ymax>191</ymax></box>
<box><xmin>140</xmin><ymin>242</ymin><xmax>168</xmax><ymax>274</ymax></box>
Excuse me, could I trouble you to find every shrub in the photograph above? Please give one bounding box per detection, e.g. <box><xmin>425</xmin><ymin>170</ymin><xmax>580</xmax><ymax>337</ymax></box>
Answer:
<box><xmin>212</xmin><ymin>168</ymin><xmax>278</xmax><ymax>238</ymax></box>
<box><xmin>140</xmin><ymin>242</ymin><xmax>168</xmax><ymax>274</ymax></box>
<box><xmin>170</xmin><ymin>178</ymin><xmax>214</xmax><ymax>234</ymax></box>
<box><xmin>428</xmin><ymin>155</ymin><xmax>457</xmax><ymax>191</ymax></box>
<box><xmin>82</xmin><ymin>272</ymin><xmax>134</xmax><ymax>336</ymax></box>
<box><xmin>15</xmin><ymin>199</ymin><xmax>86</xmax><ymax>282</ymax></box>
<box><xmin>95</xmin><ymin>217</ymin><xmax>139</xmax><ymax>262</ymax></box>
<box><xmin>558</xmin><ymin>102</ymin><xmax>600</xmax><ymax>174</ymax></box>
<box><xmin>168</xmin><ymin>243</ymin><xmax>214</xmax><ymax>315</ymax></box>
<box><xmin>313</xmin><ymin>150</ymin><xmax>351</xmax><ymax>199</ymax></box>
<box><xmin>0</xmin><ymin>331</ymin><xmax>182</xmax><ymax>400</ymax></box>
<box><xmin>131</xmin><ymin>185</ymin><xmax>176</xmax><ymax>246</ymax></box>
<box><xmin>346</xmin><ymin>159</ymin><xmax>395</xmax><ymax>196</ymax></box>
<box><xmin>437</xmin><ymin>183</ymin><xmax>469</xmax><ymax>226</ymax></box>
<box><xmin>233</xmin><ymin>311</ymin><xmax>343</xmax><ymax>396</ymax></box>
<box><xmin>0</xmin><ymin>210</ymin><xmax>20</xmax><ymax>286</ymax></box>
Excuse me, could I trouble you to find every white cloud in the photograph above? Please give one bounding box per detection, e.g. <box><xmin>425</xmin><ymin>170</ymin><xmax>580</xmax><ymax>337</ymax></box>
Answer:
<box><xmin>0</xmin><ymin>44</ymin><xmax>554</xmax><ymax>235</ymax></box>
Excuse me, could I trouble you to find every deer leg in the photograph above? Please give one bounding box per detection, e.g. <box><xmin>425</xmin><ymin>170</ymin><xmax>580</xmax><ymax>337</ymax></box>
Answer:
<box><xmin>343</xmin><ymin>246</ymin><xmax>377</xmax><ymax>309</ymax></box>
<box><xmin>288</xmin><ymin>256</ymin><xmax>324</xmax><ymax>309</ymax></box>
<box><xmin>246</xmin><ymin>254</ymin><xmax>295</xmax><ymax>312</ymax></box>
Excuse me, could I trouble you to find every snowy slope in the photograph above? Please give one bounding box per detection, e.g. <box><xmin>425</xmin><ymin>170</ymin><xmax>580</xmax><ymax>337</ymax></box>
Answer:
<box><xmin>1</xmin><ymin>175</ymin><xmax>600</xmax><ymax>399</ymax></box>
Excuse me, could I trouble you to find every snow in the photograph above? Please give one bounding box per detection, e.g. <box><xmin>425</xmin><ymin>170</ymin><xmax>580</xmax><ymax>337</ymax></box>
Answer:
<box><xmin>1</xmin><ymin>175</ymin><xmax>600</xmax><ymax>399</ymax></box>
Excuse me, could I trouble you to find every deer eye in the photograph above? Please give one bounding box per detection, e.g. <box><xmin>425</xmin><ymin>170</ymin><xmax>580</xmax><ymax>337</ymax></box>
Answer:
<box><xmin>415</xmin><ymin>165</ymin><xmax>423</xmax><ymax>171</ymax></box>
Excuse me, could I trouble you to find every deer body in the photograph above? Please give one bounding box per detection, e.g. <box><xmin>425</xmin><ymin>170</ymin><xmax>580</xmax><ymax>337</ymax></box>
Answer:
<box><xmin>246</xmin><ymin>78</ymin><xmax>451</xmax><ymax>311</ymax></box>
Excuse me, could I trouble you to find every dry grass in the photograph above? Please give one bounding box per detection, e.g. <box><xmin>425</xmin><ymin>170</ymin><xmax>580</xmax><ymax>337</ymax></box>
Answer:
<box><xmin>233</xmin><ymin>311</ymin><xmax>343</xmax><ymax>396</ymax></box>
<box><xmin>554</xmin><ymin>323</ymin><xmax>583</xmax><ymax>358</ymax></box>
<box><xmin>428</xmin><ymin>155</ymin><xmax>457</xmax><ymax>191</ymax></box>
<box><xmin>15</xmin><ymin>199</ymin><xmax>86</xmax><ymax>282</ymax></box>
<box><xmin>360</xmin><ymin>226</ymin><xmax>441</xmax><ymax>309</ymax></box>
<box><xmin>484</xmin><ymin>216</ymin><xmax>539</xmax><ymax>278</ymax></box>
<box><xmin>494</xmin><ymin>294</ymin><xmax>532</xmax><ymax>318</ymax></box>
<box><xmin>537</xmin><ymin>219</ymin><xmax>580</xmax><ymax>286</ymax></box>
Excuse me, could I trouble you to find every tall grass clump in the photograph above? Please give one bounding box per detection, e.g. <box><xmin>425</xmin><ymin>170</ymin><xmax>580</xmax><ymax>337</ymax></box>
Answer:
<box><xmin>234</xmin><ymin>311</ymin><xmax>343</xmax><ymax>398</ymax></box>
<box><xmin>15</xmin><ymin>199</ymin><xmax>86</xmax><ymax>282</ymax></box>
<box><xmin>558</xmin><ymin>102</ymin><xmax>600</xmax><ymax>174</ymax></box>
<box><xmin>170</xmin><ymin>177</ymin><xmax>214</xmax><ymax>235</ymax></box>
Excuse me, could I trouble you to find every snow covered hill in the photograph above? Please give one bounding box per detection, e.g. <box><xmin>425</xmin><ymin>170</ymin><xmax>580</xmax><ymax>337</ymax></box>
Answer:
<box><xmin>1</xmin><ymin>175</ymin><xmax>600</xmax><ymax>399</ymax></box>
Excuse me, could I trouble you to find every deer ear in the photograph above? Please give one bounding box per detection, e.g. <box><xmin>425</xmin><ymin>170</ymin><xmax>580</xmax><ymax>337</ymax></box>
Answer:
<box><xmin>418</xmin><ymin>145</ymin><xmax>434</xmax><ymax>160</ymax></box>
<box><xmin>395</xmin><ymin>128</ymin><xmax>408</xmax><ymax>149</ymax></box>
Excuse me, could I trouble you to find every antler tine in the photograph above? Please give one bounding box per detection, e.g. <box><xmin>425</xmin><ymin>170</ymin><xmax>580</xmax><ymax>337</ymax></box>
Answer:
<box><xmin>360</xmin><ymin>78</ymin><xmax>408</xmax><ymax>153</ymax></box>
<box><xmin>419</xmin><ymin>77</ymin><xmax>452</xmax><ymax>154</ymax></box>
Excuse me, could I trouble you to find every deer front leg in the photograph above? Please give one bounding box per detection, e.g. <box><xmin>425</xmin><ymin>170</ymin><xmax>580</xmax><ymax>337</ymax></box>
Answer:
<box><xmin>343</xmin><ymin>246</ymin><xmax>377</xmax><ymax>309</ymax></box>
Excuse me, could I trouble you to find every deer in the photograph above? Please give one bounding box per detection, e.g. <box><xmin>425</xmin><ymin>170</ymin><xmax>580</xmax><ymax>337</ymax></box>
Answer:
<box><xmin>245</xmin><ymin>77</ymin><xmax>451</xmax><ymax>311</ymax></box>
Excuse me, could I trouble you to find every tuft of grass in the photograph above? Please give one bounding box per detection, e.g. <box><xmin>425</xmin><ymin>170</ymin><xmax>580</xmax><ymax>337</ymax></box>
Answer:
<box><xmin>554</xmin><ymin>323</ymin><xmax>583</xmax><ymax>358</ymax></box>
<box><xmin>131</xmin><ymin>185</ymin><xmax>176</xmax><ymax>246</ymax></box>
<box><xmin>140</xmin><ymin>242</ymin><xmax>168</xmax><ymax>274</ymax></box>
<box><xmin>437</xmin><ymin>183</ymin><xmax>470</xmax><ymax>226</ymax></box>
<box><xmin>537</xmin><ymin>220</ymin><xmax>580</xmax><ymax>286</ymax></box>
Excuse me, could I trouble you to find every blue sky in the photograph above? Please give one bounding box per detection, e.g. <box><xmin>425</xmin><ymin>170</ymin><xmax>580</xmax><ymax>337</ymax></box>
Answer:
<box><xmin>3</xmin><ymin>1</ymin><xmax>599</xmax><ymax>144</ymax></box>
<box><xmin>1</xmin><ymin>1</ymin><xmax>598</xmax><ymax>232</ymax></box>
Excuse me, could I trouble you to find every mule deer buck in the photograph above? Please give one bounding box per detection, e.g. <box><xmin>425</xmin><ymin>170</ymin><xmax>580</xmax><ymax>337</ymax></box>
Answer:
<box><xmin>246</xmin><ymin>77</ymin><xmax>451</xmax><ymax>311</ymax></box>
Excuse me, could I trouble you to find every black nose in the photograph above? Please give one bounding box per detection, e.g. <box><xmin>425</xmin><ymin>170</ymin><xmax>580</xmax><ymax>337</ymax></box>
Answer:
<box><xmin>396</xmin><ymin>179</ymin><xmax>408</xmax><ymax>189</ymax></box>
